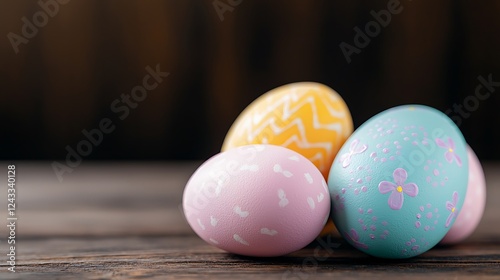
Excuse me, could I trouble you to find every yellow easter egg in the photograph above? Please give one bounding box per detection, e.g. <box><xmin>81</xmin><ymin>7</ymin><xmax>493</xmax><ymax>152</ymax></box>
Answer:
<box><xmin>320</xmin><ymin>219</ymin><xmax>342</xmax><ymax>237</ymax></box>
<box><xmin>222</xmin><ymin>82</ymin><xmax>353</xmax><ymax>180</ymax></box>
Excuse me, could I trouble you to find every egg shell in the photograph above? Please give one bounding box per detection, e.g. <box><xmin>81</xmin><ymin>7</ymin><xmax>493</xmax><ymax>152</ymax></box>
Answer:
<box><xmin>222</xmin><ymin>82</ymin><xmax>353</xmax><ymax>179</ymax></box>
<box><xmin>328</xmin><ymin>105</ymin><xmax>469</xmax><ymax>259</ymax></box>
<box><xmin>183</xmin><ymin>144</ymin><xmax>330</xmax><ymax>257</ymax></box>
<box><xmin>440</xmin><ymin>145</ymin><xmax>486</xmax><ymax>244</ymax></box>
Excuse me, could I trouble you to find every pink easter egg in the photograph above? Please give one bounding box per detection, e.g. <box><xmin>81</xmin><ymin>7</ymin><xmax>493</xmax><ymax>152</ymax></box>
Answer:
<box><xmin>440</xmin><ymin>145</ymin><xmax>486</xmax><ymax>244</ymax></box>
<box><xmin>182</xmin><ymin>144</ymin><xmax>330</xmax><ymax>257</ymax></box>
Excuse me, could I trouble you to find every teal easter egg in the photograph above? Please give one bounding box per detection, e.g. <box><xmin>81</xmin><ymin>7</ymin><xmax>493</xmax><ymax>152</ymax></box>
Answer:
<box><xmin>328</xmin><ymin>105</ymin><xmax>468</xmax><ymax>259</ymax></box>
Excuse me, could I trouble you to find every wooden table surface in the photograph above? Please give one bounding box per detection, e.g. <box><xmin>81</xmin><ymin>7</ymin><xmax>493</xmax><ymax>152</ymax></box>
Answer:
<box><xmin>2</xmin><ymin>161</ymin><xmax>499</xmax><ymax>279</ymax></box>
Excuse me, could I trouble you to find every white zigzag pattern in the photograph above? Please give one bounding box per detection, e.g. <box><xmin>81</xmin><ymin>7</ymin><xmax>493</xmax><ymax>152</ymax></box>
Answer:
<box><xmin>237</xmin><ymin>87</ymin><xmax>347</xmax><ymax>170</ymax></box>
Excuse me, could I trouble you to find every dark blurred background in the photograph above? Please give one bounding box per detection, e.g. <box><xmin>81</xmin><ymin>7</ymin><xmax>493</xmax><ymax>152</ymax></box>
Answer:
<box><xmin>1</xmin><ymin>0</ymin><xmax>499</xmax><ymax>161</ymax></box>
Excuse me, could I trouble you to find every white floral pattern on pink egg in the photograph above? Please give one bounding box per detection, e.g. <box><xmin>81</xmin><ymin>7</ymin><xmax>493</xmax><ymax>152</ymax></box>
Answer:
<box><xmin>183</xmin><ymin>144</ymin><xmax>330</xmax><ymax>257</ymax></box>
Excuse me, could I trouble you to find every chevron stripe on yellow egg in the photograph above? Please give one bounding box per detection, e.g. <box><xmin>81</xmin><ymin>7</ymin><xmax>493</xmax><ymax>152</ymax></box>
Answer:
<box><xmin>222</xmin><ymin>82</ymin><xmax>353</xmax><ymax>180</ymax></box>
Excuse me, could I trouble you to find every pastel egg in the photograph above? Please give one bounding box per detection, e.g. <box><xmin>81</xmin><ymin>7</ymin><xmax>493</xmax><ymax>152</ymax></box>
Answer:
<box><xmin>440</xmin><ymin>145</ymin><xmax>486</xmax><ymax>244</ymax></box>
<box><xmin>183</xmin><ymin>144</ymin><xmax>330</xmax><ymax>257</ymax></box>
<box><xmin>328</xmin><ymin>105</ymin><xmax>469</xmax><ymax>259</ymax></box>
<box><xmin>222</xmin><ymin>82</ymin><xmax>353</xmax><ymax>179</ymax></box>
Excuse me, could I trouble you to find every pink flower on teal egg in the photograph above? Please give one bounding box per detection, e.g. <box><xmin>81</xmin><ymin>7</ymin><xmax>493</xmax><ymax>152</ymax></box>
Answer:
<box><xmin>445</xmin><ymin>191</ymin><xmax>459</xmax><ymax>228</ymax></box>
<box><xmin>344</xmin><ymin>229</ymin><xmax>368</xmax><ymax>249</ymax></box>
<box><xmin>379</xmin><ymin>168</ymin><xmax>419</xmax><ymax>210</ymax></box>
<box><xmin>436</xmin><ymin>138</ymin><xmax>462</xmax><ymax>167</ymax></box>
<box><xmin>339</xmin><ymin>139</ymin><xmax>367</xmax><ymax>168</ymax></box>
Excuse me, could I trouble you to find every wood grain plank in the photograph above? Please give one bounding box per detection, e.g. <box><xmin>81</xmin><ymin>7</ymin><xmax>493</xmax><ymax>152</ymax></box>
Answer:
<box><xmin>12</xmin><ymin>161</ymin><xmax>197</xmax><ymax>237</ymax></box>
<box><xmin>1</xmin><ymin>236</ymin><xmax>499</xmax><ymax>279</ymax></box>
